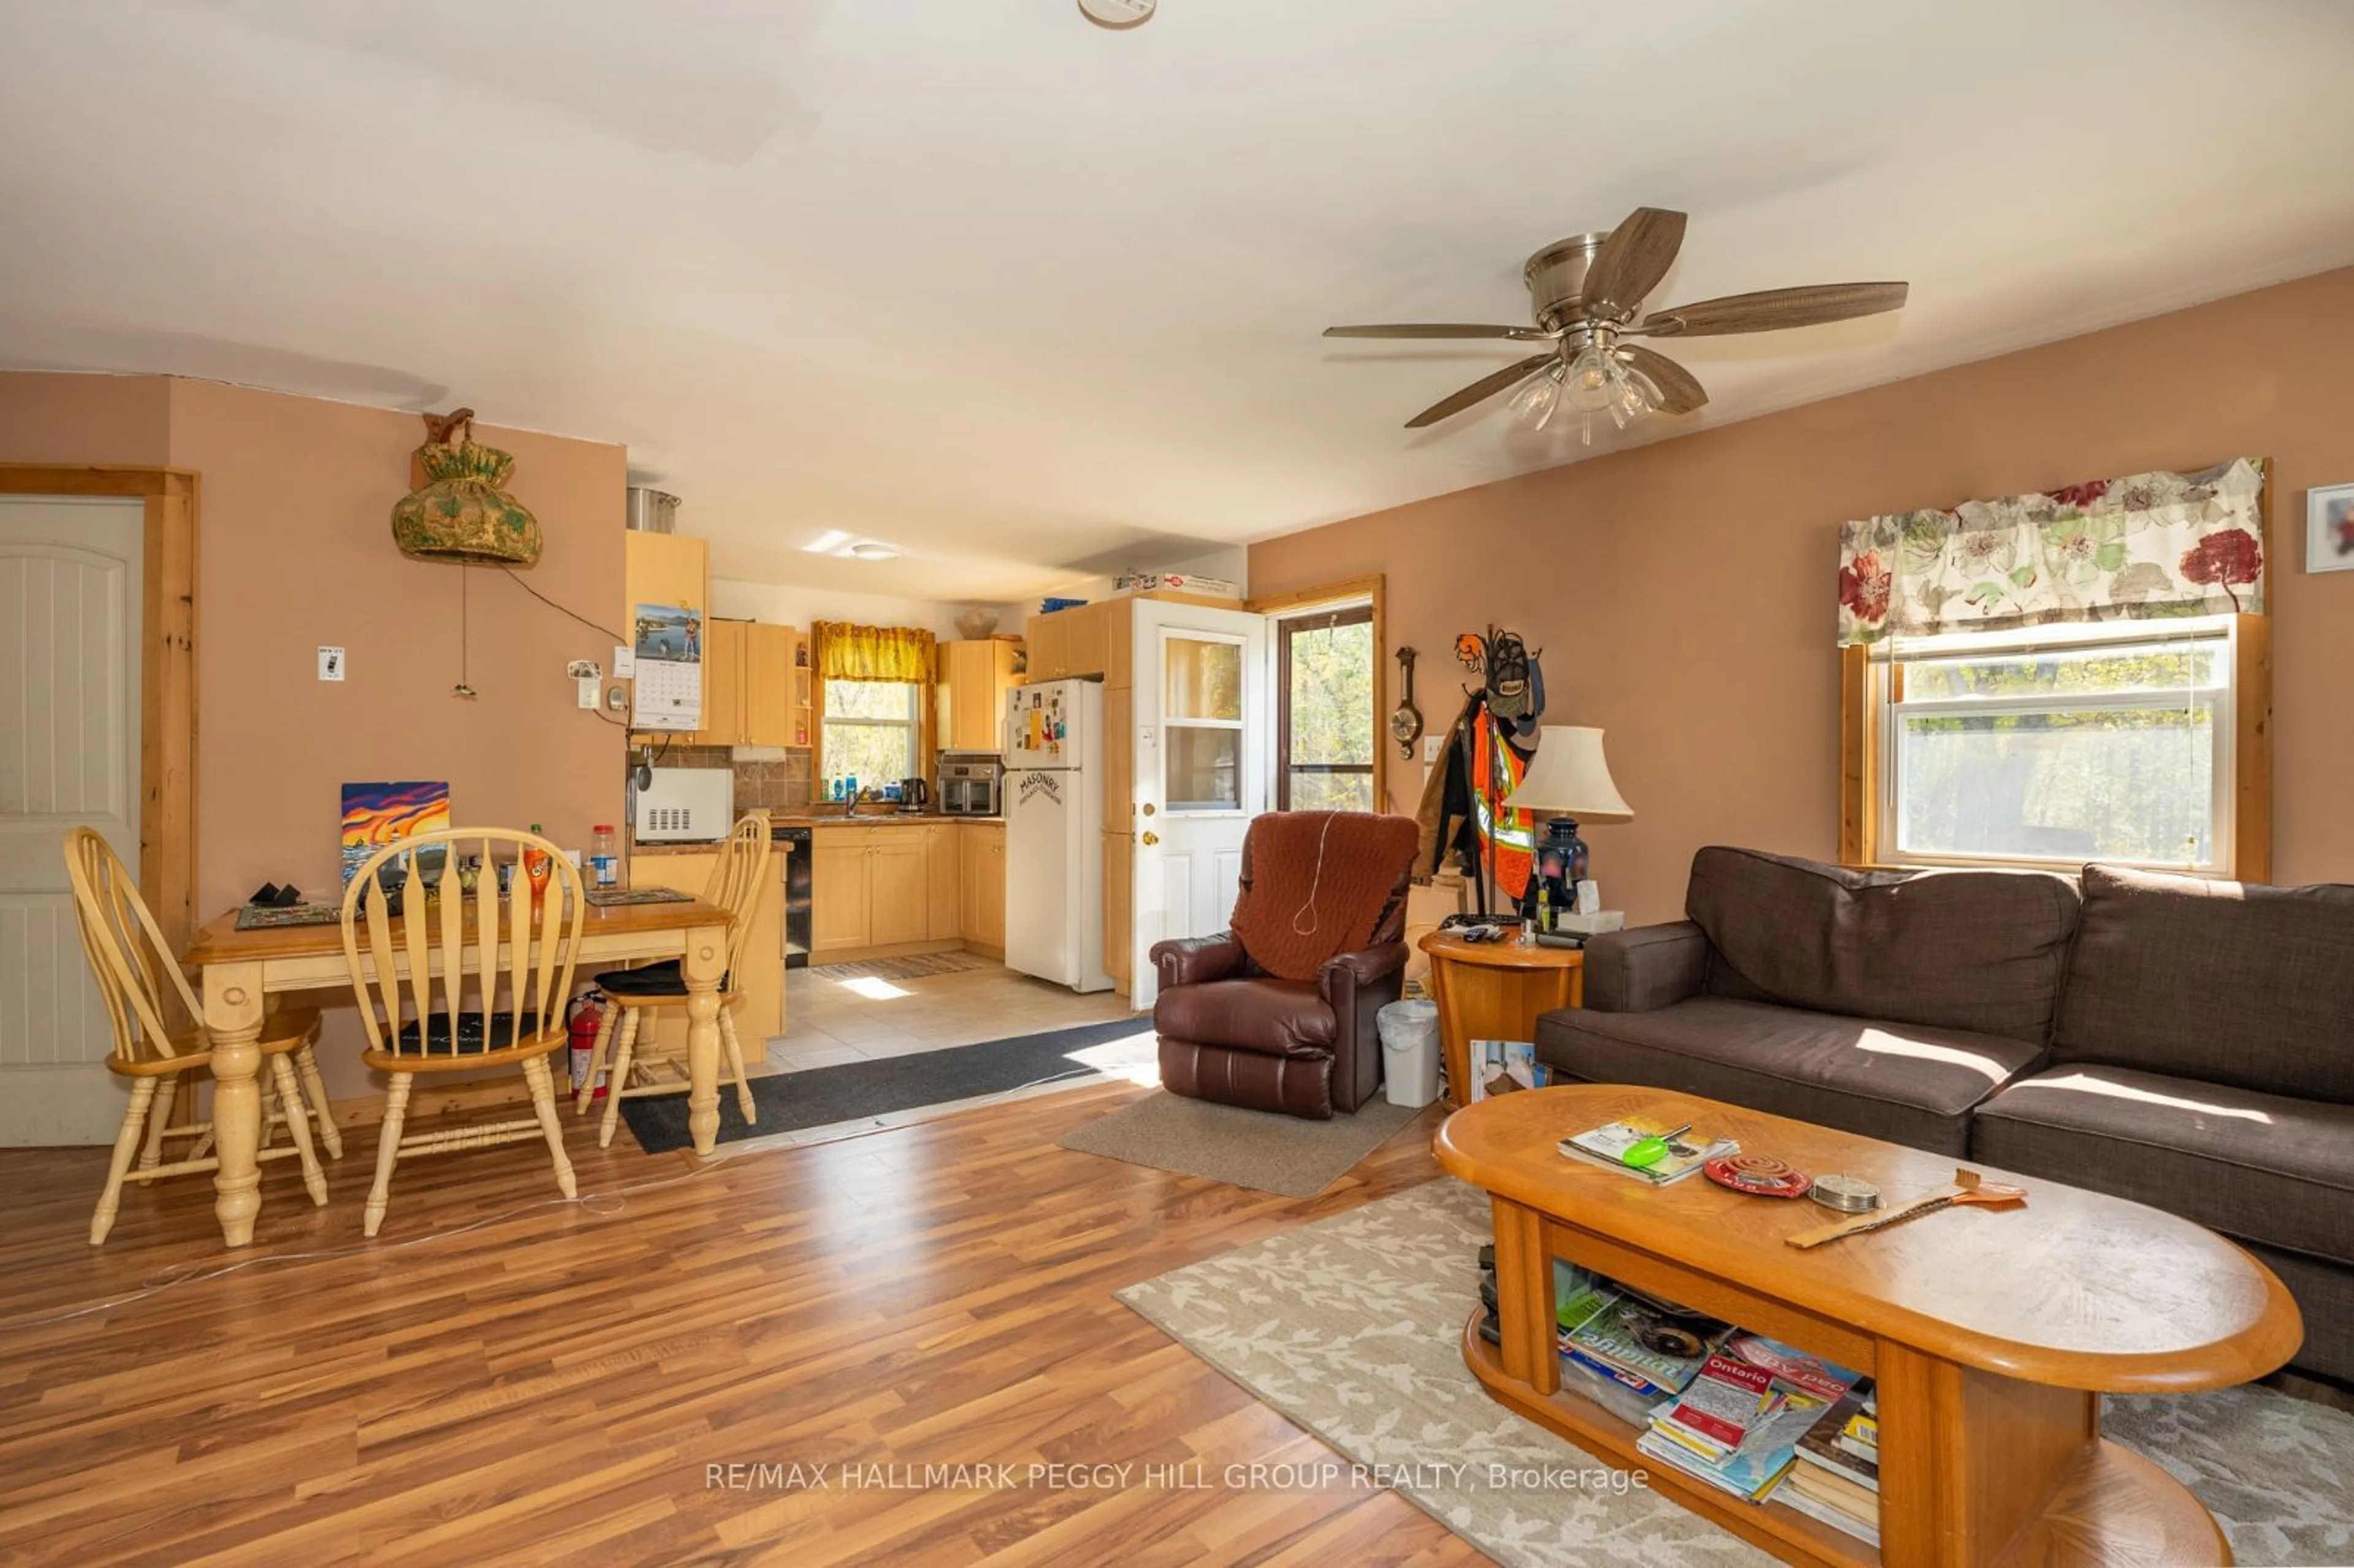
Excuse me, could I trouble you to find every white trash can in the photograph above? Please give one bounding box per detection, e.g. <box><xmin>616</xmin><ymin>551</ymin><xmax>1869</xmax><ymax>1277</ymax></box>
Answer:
<box><xmin>1377</xmin><ymin>999</ymin><xmax>1442</xmax><ymax>1109</ymax></box>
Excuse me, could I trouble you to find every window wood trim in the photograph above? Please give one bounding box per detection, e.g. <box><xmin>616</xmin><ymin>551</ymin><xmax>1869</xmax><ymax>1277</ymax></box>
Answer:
<box><xmin>0</xmin><ymin>464</ymin><xmax>198</xmax><ymax>955</ymax></box>
<box><xmin>1839</xmin><ymin>618</ymin><xmax>2272</xmax><ymax>879</ymax></box>
<box><xmin>1252</xmin><ymin>574</ymin><xmax>1386</xmax><ymax>813</ymax></box>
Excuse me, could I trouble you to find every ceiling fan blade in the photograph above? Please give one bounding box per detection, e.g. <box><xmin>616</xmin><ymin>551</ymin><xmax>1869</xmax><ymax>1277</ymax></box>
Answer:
<box><xmin>1403</xmin><ymin>352</ymin><xmax>1558</xmax><ymax>428</ymax></box>
<box><xmin>1641</xmin><ymin>281</ymin><xmax>1908</xmax><ymax>338</ymax></box>
<box><xmin>1615</xmin><ymin>345</ymin><xmax>1707</xmax><ymax>415</ymax></box>
<box><xmin>1579</xmin><ymin>207</ymin><xmax>1688</xmax><ymax>319</ymax></box>
<box><xmin>1325</xmin><ymin>323</ymin><xmax>1557</xmax><ymax>341</ymax></box>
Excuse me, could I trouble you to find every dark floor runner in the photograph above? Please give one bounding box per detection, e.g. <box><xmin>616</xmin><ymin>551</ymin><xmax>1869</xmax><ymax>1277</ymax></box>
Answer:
<box><xmin>619</xmin><ymin>1016</ymin><xmax>1154</xmax><ymax>1154</ymax></box>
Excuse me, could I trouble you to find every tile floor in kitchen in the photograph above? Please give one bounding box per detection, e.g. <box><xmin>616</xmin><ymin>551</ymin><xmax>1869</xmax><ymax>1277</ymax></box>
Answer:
<box><xmin>766</xmin><ymin>962</ymin><xmax>1142</xmax><ymax>1073</ymax></box>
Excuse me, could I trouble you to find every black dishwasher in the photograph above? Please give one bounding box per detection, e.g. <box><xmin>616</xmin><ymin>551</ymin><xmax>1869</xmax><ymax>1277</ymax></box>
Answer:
<box><xmin>773</xmin><ymin>824</ymin><xmax>813</xmax><ymax>969</ymax></box>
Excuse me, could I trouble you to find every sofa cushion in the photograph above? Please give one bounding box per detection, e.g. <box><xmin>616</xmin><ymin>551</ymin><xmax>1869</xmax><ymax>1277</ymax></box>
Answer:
<box><xmin>2052</xmin><ymin>864</ymin><xmax>2354</xmax><ymax>1102</ymax></box>
<box><xmin>1154</xmin><ymin>976</ymin><xmax>1335</xmax><ymax>1059</ymax></box>
<box><xmin>1684</xmin><ymin>847</ymin><xmax>2079</xmax><ymax>1044</ymax></box>
<box><xmin>1534</xmin><ymin>995</ymin><xmax>2044</xmax><ymax>1158</ymax></box>
<box><xmin>1972</xmin><ymin>1064</ymin><xmax>2354</xmax><ymax>1267</ymax></box>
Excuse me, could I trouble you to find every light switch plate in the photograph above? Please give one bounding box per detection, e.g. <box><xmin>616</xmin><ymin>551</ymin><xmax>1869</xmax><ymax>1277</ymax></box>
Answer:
<box><xmin>318</xmin><ymin>646</ymin><xmax>346</xmax><ymax>682</ymax></box>
<box><xmin>1423</xmin><ymin>734</ymin><xmax>1442</xmax><ymax>762</ymax></box>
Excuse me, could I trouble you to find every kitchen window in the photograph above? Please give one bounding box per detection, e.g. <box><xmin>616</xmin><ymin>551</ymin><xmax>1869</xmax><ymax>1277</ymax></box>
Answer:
<box><xmin>1856</xmin><ymin>617</ymin><xmax>2257</xmax><ymax>875</ymax></box>
<box><xmin>1276</xmin><ymin>605</ymin><xmax>1376</xmax><ymax>811</ymax></box>
<box><xmin>822</xmin><ymin>680</ymin><xmax>920</xmax><ymax>788</ymax></box>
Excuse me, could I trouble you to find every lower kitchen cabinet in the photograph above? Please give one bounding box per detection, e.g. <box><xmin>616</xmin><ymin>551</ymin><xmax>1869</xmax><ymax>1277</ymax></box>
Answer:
<box><xmin>925</xmin><ymin>824</ymin><xmax>961</xmax><ymax>940</ymax></box>
<box><xmin>620</xmin><ymin>848</ymin><xmax>786</xmax><ymax>1056</ymax></box>
<box><xmin>810</xmin><ymin>821</ymin><xmax>986</xmax><ymax>961</ymax></box>
<box><xmin>866</xmin><ymin>835</ymin><xmax>929</xmax><ymax>947</ymax></box>
<box><xmin>959</xmin><ymin>822</ymin><xmax>1007</xmax><ymax>953</ymax></box>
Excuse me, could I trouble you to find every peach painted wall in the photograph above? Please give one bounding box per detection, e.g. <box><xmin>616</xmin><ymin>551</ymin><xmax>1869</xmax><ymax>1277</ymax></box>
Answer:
<box><xmin>1249</xmin><ymin>265</ymin><xmax>2354</xmax><ymax>926</ymax></box>
<box><xmin>3</xmin><ymin>372</ymin><xmax>627</xmax><ymax>1096</ymax></box>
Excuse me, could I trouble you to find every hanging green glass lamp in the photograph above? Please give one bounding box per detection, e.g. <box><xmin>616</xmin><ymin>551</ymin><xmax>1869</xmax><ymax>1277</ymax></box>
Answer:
<box><xmin>390</xmin><ymin>407</ymin><xmax>543</xmax><ymax>566</ymax></box>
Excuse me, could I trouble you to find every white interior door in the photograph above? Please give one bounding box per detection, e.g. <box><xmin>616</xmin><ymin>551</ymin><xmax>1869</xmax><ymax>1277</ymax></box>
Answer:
<box><xmin>1129</xmin><ymin>600</ymin><xmax>1267</xmax><ymax>1010</ymax></box>
<box><xmin>0</xmin><ymin>497</ymin><xmax>145</xmax><ymax>1146</ymax></box>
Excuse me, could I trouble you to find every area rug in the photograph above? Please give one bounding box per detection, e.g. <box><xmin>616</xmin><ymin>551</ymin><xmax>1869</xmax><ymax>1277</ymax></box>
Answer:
<box><xmin>1118</xmin><ymin>1179</ymin><xmax>2354</xmax><ymax>1568</ymax></box>
<box><xmin>1057</xmin><ymin>1091</ymin><xmax>1430</xmax><ymax>1197</ymax></box>
<box><xmin>620</xmin><ymin>1017</ymin><xmax>1153</xmax><ymax>1153</ymax></box>
<box><xmin>805</xmin><ymin>950</ymin><xmax>994</xmax><ymax>982</ymax></box>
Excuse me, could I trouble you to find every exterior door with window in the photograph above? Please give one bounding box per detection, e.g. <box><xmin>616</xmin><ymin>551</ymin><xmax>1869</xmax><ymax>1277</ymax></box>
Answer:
<box><xmin>1276</xmin><ymin>606</ymin><xmax>1376</xmax><ymax>811</ymax></box>
<box><xmin>1128</xmin><ymin>599</ymin><xmax>1268</xmax><ymax>1010</ymax></box>
<box><xmin>1</xmin><ymin>497</ymin><xmax>145</xmax><ymax>1146</ymax></box>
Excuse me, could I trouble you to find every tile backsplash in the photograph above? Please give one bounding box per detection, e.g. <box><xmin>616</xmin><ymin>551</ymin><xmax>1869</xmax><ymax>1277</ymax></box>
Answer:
<box><xmin>645</xmin><ymin>744</ymin><xmax>813</xmax><ymax>810</ymax></box>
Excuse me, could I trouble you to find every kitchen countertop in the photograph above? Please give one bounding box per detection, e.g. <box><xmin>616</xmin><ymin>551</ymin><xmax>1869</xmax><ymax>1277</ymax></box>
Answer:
<box><xmin>630</xmin><ymin>812</ymin><xmax>1000</xmax><ymax>854</ymax></box>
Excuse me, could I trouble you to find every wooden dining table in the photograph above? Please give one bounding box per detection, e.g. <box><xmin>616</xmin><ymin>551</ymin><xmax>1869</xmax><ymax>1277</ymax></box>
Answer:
<box><xmin>180</xmin><ymin>894</ymin><xmax>735</xmax><ymax>1247</ymax></box>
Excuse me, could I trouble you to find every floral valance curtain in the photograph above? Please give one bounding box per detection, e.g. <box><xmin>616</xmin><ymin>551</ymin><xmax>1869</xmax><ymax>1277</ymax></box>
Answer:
<box><xmin>812</xmin><ymin>621</ymin><xmax>937</xmax><ymax>683</ymax></box>
<box><xmin>1837</xmin><ymin>457</ymin><xmax>2267</xmax><ymax>646</ymax></box>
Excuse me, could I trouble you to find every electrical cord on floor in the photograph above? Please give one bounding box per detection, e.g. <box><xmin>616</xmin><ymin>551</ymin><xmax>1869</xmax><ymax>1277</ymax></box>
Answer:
<box><xmin>0</xmin><ymin>1060</ymin><xmax>1141</xmax><ymax>1334</ymax></box>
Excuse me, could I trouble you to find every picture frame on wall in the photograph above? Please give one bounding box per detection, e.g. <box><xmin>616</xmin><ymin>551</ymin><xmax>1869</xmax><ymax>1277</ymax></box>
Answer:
<box><xmin>2309</xmin><ymin>482</ymin><xmax>2354</xmax><ymax>574</ymax></box>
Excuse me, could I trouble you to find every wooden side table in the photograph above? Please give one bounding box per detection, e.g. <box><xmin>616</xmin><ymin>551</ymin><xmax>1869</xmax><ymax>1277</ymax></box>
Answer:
<box><xmin>1417</xmin><ymin>929</ymin><xmax>1585</xmax><ymax>1108</ymax></box>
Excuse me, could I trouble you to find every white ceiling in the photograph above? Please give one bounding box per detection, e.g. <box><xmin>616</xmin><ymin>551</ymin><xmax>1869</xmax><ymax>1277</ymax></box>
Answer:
<box><xmin>4</xmin><ymin>1</ymin><xmax>2353</xmax><ymax>601</ymax></box>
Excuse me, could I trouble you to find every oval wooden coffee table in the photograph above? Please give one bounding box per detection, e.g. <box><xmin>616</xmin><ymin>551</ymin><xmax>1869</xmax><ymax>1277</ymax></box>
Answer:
<box><xmin>1435</xmin><ymin>1085</ymin><xmax>2303</xmax><ymax>1568</ymax></box>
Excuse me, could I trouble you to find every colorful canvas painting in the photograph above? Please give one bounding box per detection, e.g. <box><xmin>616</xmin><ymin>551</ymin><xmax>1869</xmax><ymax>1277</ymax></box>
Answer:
<box><xmin>340</xmin><ymin>780</ymin><xmax>451</xmax><ymax>884</ymax></box>
<box><xmin>2309</xmin><ymin>482</ymin><xmax>2354</xmax><ymax>575</ymax></box>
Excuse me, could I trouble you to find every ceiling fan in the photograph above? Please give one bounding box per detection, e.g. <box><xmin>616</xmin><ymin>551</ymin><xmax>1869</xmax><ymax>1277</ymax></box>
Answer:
<box><xmin>1325</xmin><ymin>207</ymin><xmax>1907</xmax><ymax>441</ymax></box>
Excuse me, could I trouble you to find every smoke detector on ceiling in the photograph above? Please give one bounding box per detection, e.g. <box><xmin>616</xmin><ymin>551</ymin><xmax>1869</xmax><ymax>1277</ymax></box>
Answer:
<box><xmin>1078</xmin><ymin>0</ymin><xmax>1155</xmax><ymax>28</ymax></box>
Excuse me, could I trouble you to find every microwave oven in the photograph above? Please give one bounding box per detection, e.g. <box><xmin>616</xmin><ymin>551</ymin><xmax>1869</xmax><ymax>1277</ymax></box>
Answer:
<box><xmin>937</xmin><ymin>755</ymin><xmax>1003</xmax><ymax>817</ymax></box>
<box><xmin>633</xmin><ymin>767</ymin><xmax>734</xmax><ymax>842</ymax></box>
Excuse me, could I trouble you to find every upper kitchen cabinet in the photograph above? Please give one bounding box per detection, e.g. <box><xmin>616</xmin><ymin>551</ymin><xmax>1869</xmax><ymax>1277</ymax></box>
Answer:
<box><xmin>936</xmin><ymin>638</ymin><xmax>1022</xmax><ymax>753</ymax></box>
<box><xmin>625</xmin><ymin>531</ymin><xmax>709</xmax><ymax>737</ymax></box>
<box><xmin>1020</xmin><ymin>599</ymin><xmax>1132</xmax><ymax>683</ymax></box>
<box><xmin>692</xmin><ymin>618</ymin><xmax>804</xmax><ymax>748</ymax></box>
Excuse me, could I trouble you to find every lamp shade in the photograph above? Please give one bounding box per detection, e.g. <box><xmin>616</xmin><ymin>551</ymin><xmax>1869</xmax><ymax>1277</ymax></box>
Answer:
<box><xmin>1502</xmin><ymin>726</ymin><xmax>1632</xmax><ymax>822</ymax></box>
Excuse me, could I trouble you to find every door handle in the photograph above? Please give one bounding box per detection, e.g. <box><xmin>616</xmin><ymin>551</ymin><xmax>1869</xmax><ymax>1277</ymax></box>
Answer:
<box><xmin>1140</xmin><ymin>831</ymin><xmax>1159</xmax><ymax>847</ymax></box>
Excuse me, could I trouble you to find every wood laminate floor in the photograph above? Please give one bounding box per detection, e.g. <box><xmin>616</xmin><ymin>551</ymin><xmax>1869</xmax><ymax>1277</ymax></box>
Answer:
<box><xmin>0</xmin><ymin>1078</ymin><xmax>1482</xmax><ymax>1566</ymax></box>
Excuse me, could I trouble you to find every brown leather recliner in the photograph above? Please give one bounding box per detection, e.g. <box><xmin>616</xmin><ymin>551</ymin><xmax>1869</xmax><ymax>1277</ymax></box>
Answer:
<box><xmin>1149</xmin><ymin>813</ymin><xmax>1416</xmax><ymax>1120</ymax></box>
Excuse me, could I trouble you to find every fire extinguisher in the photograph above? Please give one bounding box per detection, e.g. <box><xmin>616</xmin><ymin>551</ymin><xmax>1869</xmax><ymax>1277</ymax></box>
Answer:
<box><xmin>567</xmin><ymin>991</ymin><xmax>606</xmax><ymax>1096</ymax></box>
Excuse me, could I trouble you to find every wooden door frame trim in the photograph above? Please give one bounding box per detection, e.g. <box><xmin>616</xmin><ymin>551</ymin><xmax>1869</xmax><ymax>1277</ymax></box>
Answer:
<box><xmin>1249</xmin><ymin>574</ymin><xmax>1387</xmax><ymax>813</ymax></box>
<box><xmin>0</xmin><ymin>465</ymin><xmax>199</xmax><ymax>951</ymax></box>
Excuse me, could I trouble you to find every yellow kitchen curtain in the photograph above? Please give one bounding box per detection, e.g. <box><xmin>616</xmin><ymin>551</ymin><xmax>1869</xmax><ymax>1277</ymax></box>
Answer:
<box><xmin>812</xmin><ymin>621</ymin><xmax>937</xmax><ymax>683</ymax></box>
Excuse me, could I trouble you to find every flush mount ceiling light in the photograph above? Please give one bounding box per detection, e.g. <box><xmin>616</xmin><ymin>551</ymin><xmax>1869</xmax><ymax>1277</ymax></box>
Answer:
<box><xmin>802</xmin><ymin>528</ymin><xmax>853</xmax><ymax>554</ymax></box>
<box><xmin>1325</xmin><ymin>205</ymin><xmax>1908</xmax><ymax>446</ymax></box>
<box><xmin>845</xmin><ymin>541</ymin><xmax>900</xmax><ymax>561</ymax></box>
<box><xmin>1078</xmin><ymin>0</ymin><xmax>1155</xmax><ymax>28</ymax></box>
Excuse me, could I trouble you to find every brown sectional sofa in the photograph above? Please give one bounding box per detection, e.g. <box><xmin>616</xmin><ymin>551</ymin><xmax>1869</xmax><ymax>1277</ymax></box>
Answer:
<box><xmin>1534</xmin><ymin>847</ymin><xmax>2354</xmax><ymax>1383</ymax></box>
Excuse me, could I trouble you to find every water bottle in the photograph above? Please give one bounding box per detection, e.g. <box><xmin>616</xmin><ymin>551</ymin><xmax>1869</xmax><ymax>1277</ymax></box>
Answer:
<box><xmin>590</xmin><ymin>823</ymin><xmax>619</xmax><ymax>889</ymax></box>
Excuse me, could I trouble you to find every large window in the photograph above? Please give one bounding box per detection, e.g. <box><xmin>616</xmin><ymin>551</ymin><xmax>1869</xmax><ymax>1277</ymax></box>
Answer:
<box><xmin>822</xmin><ymin>680</ymin><xmax>920</xmax><ymax>788</ymax></box>
<box><xmin>1276</xmin><ymin>606</ymin><xmax>1375</xmax><ymax>812</ymax></box>
<box><xmin>1867</xmin><ymin>618</ymin><xmax>2242</xmax><ymax>873</ymax></box>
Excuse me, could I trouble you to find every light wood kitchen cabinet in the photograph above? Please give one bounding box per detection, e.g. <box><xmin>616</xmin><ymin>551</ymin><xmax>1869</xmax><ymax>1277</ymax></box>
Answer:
<box><xmin>623</xmin><ymin>531</ymin><xmax>708</xmax><ymax>737</ymax></box>
<box><xmin>866</xmin><ymin>835</ymin><xmax>929</xmax><ymax>947</ymax></box>
<box><xmin>1024</xmin><ymin>612</ymin><xmax>1070</xmax><ymax>683</ymax></box>
<box><xmin>691</xmin><ymin>618</ymin><xmax>801</xmax><ymax>748</ymax></box>
<box><xmin>1021</xmin><ymin>599</ymin><xmax>1132</xmax><ymax>683</ymax></box>
<box><xmin>1102</xmin><ymin>828</ymin><xmax>1132</xmax><ymax>994</ymax></box>
<box><xmin>936</xmin><ymin>639</ymin><xmax>1022</xmax><ymax>753</ymax></box>
<box><xmin>741</xmin><ymin>622</ymin><xmax>799</xmax><ymax>747</ymax></box>
<box><xmin>959</xmin><ymin>822</ymin><xmax>1007</xmax><ymax>952</ymax></box>
<box><xmin>1101</xmin><ymin>682</ymin><xmax>1133</xmax><ymax>831</ymax></box>
<box><xmin>810</xmin><ymin>836</ymin><xmax>874</xmax><ymax>954</ymax></box>
<box><xmin>924</xmin><ymin>823</ymin><xmax>961</xmax><ymax>940</ymax></box>
<box><xmin>690</xmin><ymin>618</ymin><xmax>747</xmax><ymax>747</ymax></box>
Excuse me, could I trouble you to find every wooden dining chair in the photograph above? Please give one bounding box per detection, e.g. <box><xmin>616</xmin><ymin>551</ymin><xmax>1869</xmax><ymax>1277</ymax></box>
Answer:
<box><xmin>340</xmin><ymin>827</ymin><xmax>584</xmax><ymax>1237</ymax></box>
<box><xmin>64</xmin><ymin>828</ymin><xmax>333</xmax><ymax>1245</ymax></box>
<box><xmin>576</xmin><ymin>812</ymin><xmax>771</xmax><ymax>1148</ymax></box>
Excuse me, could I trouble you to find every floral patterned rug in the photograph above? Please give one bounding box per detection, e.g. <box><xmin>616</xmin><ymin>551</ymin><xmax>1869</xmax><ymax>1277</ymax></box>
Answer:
<box><xmin>1117</xmin><ymin>1179</ymin><xmax>2354</xmax><ymax>1568</ymax></box>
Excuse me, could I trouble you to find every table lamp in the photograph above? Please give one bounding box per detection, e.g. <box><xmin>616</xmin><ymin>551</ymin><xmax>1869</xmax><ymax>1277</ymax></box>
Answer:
<box><xmin>1501</xmin><ymin>726</ymin><xmax>1633</xmax><ymax>924</ymax></box>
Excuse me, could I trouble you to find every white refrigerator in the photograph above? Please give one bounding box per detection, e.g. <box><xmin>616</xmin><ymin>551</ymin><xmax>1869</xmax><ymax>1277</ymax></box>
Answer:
<box><xmin>1002</xmin><ymin>679</ymin><xmax>1114</xmax><ymax>994</ymax></box>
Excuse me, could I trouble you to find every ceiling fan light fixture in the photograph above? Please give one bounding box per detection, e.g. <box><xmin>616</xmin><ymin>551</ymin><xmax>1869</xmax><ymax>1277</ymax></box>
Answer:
<box><xmin>1507</xmin><ymin>365</ymin><xmax>1564</xmax><ymax>430</ymax></box>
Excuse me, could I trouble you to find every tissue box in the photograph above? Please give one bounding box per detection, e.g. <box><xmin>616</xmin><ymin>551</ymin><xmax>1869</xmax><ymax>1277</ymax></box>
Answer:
<box><xmin>1553</xmin><ymin>911</ymin><xmax>1626</xmax><ymax>937</ymax></box>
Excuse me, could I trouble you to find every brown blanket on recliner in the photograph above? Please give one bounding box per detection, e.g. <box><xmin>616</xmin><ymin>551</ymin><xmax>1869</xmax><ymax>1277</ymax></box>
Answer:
<box><xmin>1228</xmin><ymin>811</ymin><xmax>1418</xmax><ymax>982</ymax></box>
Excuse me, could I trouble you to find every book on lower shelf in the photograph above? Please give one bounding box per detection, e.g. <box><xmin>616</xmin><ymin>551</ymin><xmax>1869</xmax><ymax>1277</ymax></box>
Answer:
<box><xmin>1634</xmin><ymin>1334</ymin><xmax>1863</xmax><ymax>1505</ymax></box>
<box><xmin>1780</xmin><ymin>1378</ymin><xmax>1880</xmax><ymax>1543</ymax></box>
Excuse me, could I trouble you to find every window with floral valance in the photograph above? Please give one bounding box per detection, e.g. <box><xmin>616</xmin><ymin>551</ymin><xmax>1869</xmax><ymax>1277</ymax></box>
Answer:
<box><xmin>1835</xmin><ymin>458</ymin><xmax>2271</xmax><ymax>880</ymax></box>
<box><xmin>812</xmin><ymin>622</ymin><xmax>937</xmax><ymax>683</ymax></box>
<box><xmin>1837</xmin><ymin>457</ymin><xmax>2268</xmax><ymax>646</ymax></box>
